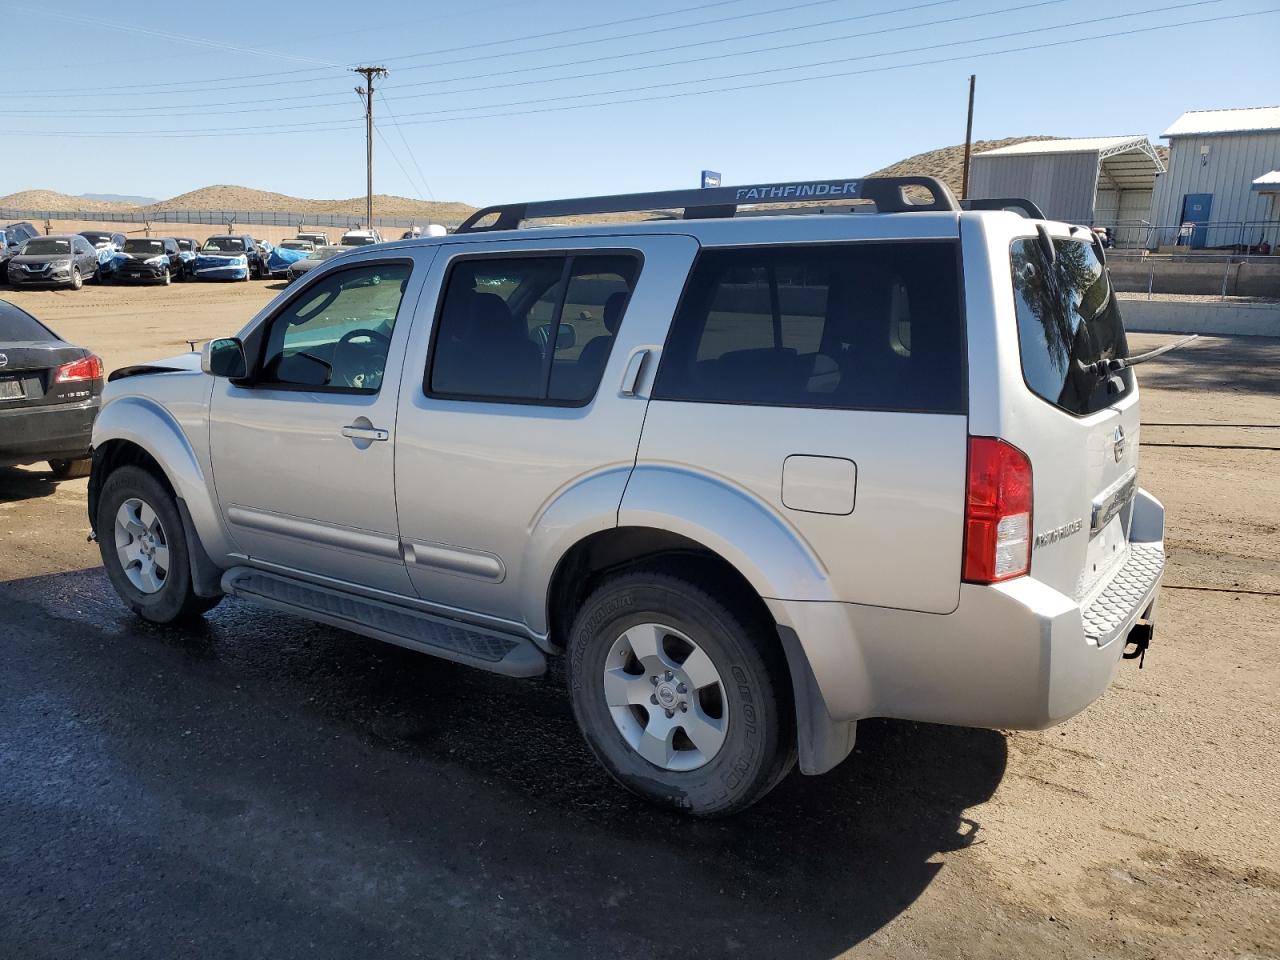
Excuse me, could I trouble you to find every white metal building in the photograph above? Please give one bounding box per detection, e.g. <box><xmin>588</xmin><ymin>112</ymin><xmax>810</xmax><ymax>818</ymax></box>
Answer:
<box><xmin>967</xmin><ymin>136</ymin><xmax>1165</xmax><ymax>229</ymax></box>
<box><xmin>1149</xmin><ymin>106</ymin><xmax>1280</xmax><ymax>250</ymax></box>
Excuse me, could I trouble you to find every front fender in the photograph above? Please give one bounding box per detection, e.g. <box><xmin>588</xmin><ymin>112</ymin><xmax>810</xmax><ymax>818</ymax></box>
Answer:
<box><xmin>91</xmin><ymin>393</ymin><xmax>231</xmax><ymax>560</ymax></box>
<box><xmin>618</xmin><ymin>464</ymin><xmax>836</xmax><ymax>603</ymax></box>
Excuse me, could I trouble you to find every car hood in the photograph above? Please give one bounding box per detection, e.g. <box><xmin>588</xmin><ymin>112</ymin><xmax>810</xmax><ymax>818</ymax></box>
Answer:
<box><xmin>107</xmin><ymin>351</ymin><xmax>202</xmax><ymax>383</ymax></box>
<box><xmin>10</xmin><ymin>253</ymin><xmax>71</xmax><ymax>264</ymax></box>
<box><xmin>196</xmin><ymin>250</ymin><xmax>247</xmax><ymax>259</ymax></box>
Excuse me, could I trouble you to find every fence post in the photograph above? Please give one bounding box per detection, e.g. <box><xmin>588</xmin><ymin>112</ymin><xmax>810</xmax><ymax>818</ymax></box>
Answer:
<box><xmin>1147</xmin><ymin>259</ymin><xmax>1155</xmax><ymax>300</ymax></box>
<box><xmin>1221</xmin><ymin>260</ymin><xmax>1231</xmax><ymax>300</ymax></box>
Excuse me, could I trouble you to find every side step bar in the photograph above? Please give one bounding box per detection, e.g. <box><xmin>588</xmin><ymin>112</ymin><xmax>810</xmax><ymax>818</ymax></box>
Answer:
<box><xmin>220</xmin><ymin>567</ymin><xmax>546</xmax><ymax>678</ymax></box>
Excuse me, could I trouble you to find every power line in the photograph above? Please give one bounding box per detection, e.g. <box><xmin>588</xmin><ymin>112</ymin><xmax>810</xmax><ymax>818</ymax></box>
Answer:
<box><xmin>2</xmin><ymin>9</ymin><xmax>1266</xmax><ymax>139</ymax></box>
<box><xmin>4</xmin><ymin>0</ymin><xmax>800</xmax><ymax>98</ymax></box>
<box><xmin>0</xmin><ymin>0</ymin><xmax>1040</xmax><ymax>119</ymax></box>
<box><xmin>378</xmin><ymin>92</ymin><xmax>436</xmax><ymax>201</ymax></box>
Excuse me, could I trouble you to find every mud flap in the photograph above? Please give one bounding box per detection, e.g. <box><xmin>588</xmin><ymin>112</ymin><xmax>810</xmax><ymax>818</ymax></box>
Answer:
<box><xmin>176</xmin><ymin>497</ymin><xmax>225</xmax><ymax>598</ymax></box>
<box><xmin>777</xmin><ymin>625</ymin><xmax>857</xmax><ymax>774</ymax></box>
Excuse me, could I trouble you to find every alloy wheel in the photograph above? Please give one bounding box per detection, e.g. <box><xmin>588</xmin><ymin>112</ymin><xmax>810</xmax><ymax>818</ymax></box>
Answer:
<box><xmin>113</xmin><ymin>497</ymin><xmax>170</xmax><ymax>594</ymax></box>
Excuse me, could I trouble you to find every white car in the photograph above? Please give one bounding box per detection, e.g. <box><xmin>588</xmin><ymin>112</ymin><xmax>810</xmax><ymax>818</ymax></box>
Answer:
<box><xmin>339</xmin><ymin>229</ymin><xmax>383</xmax><ymax>246</ymax></box>
<box><xmin>87</xmin><ymin>175</ymin><xmax>1166</xmax><ymax>816</ymax></box>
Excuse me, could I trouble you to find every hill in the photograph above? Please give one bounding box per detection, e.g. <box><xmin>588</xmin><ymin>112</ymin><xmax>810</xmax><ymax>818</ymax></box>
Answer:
<box><xmin>0</xmin><ymin>189</ymin><xmax>136</xmax><ymax>212</ymax></box>
<box><xmin>144</xmin><ymin>185</ymin><xmax>474</xmax><ymax>222</ymax></box>
<box><xmin>81</xmin><ymin>192</ymin><xmax>156</xmax><ymax>205</ymax></box>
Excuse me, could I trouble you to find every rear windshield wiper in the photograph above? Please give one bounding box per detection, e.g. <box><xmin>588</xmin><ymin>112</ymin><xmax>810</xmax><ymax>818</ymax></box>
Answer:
<box><xmin>1077</xmin><ymin>333</ymin><xmax>1199</xmax><ymax>379</ymax></box>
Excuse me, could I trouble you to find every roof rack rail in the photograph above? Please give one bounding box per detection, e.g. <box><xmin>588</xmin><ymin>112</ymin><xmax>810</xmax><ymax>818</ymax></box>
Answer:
<box><xmin>455</xmin><ymin>175</ymin><xmax>960</xmax><ymax>233</ymax></box>
<box><xmin>959</xmin><ymin>197</ymin><xmax>1046</xmax><ymax>219</ymax></box>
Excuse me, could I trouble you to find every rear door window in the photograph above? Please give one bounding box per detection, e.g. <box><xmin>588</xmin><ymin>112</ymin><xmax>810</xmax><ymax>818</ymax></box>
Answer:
<box><xmin>0</xmin><ymin>301</ymin><xmax>53</xmax><ymax>341</ymax></box>
<box><xmin>1010</xmin><ymin>237</ymin><xmax>1131</xmax><ymax>416</ymax></box>
<box><xmin>653</xmin><ymin>242</ymin><xmax>964</xmax><ymax>413</ymax></box>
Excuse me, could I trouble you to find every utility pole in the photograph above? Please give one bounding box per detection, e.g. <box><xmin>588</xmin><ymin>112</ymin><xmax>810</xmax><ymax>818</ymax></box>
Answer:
<box><xmin>961</xmin><ymin>74</ymin><xmax>976</xmax><ymax>200</ymax></box>
<box><xmin>352</xmin><ymin>66</ymin><xmax>388</xmax><ymax>228</ymax></box>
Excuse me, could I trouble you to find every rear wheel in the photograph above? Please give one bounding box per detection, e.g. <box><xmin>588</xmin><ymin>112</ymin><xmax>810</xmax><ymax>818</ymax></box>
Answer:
<box><xmin>567</xmin><ymin>572</ymin><xmax>795</xmax><ymax>816</ymax></box>
<box><xmin>96</xmin><ymin>465</ymin><xmax>222</xmax><ymax>624</ymax></box>
<box><xmin>48</xmin><ymin>457</ymin><xmax>91</xmax><ymax>479</ymax></box>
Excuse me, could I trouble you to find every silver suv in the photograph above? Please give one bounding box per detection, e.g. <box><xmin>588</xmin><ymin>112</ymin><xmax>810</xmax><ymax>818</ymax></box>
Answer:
<box><xmin>88</xmin><ymin>177</ymin><xmax>1165</xmax><ymax>816</ymax></box>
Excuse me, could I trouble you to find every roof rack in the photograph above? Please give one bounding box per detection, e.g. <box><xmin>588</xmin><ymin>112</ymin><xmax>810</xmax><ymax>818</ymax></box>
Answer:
<box><xmin>455</xmin><ymin>175</ymin><xmax>960</xmax><ymax>233</ymax></box>
<box><xmin>959</xmin><ymin>197</ymin><xmax>1046</xmax><ymax>219</ymax></box>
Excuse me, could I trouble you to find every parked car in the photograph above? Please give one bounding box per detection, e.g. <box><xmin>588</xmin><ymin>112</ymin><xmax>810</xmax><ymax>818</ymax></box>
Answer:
<box><xmin>113</xmin><ymin>237</ymin><xmax>184</xmax><ymax>285</ymax></box>
<box><xmin>296</xmin><ymin>231</ymin><xmax>330</xmax><ymax>247</ymax></box>
<box><xmin>78</xmin><ymin>230</ymin><xmax>129</xmax><ymax>283</ymax></box>
<box><xmin>0</xmin><ymin>221</ymin><xmax>40</xmax><ymax>279</ymax></box>
<box><xmin>88</xmin><ymin>176</ymin><xmax>1166</xmax><ymax>816</ymax></box>
<box><xmin>192</xmin><ymin>235</ymin><xmax>264</xmax><ymax>281</ymax></box>
<box><xmin>284</xmin><ymin>244</ymin><xmax>346</xmax><ymax>283</ymax></box>
<box><xmin>339</xmin><ymin>228</ymin><xmax>382</xmax><ymax>246</ymax></box>
<box><xmin>0</xmin><ymin>298</ymin><xmax>103</xmax><ymax>478</ymax></box>
<box><xmin>252</xmin><ymin>238</ymin><xmax>274</xmax><ymax>278</ymax></box>
<box><xmin>174</xmin><ymin>238</ymin><xmax>199</xmax><ymax>278</ymax></box>
<box><xmin>6</xmin><ymin>235</ymin><xmax>99</xmax><ymax>289</ymax></box>
<box><xmin>277</xmin><ymin>239</ymin><xmax>315</xmax><ymax>253</ymax></box>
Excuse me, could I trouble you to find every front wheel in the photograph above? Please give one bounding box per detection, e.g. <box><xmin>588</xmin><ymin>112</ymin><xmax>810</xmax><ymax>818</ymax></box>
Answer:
<box><xmin>70</xmin><ymin>267</ymin><xmax>83</xmax><ymax>290</ymax></box>
<box><xmin>567</xmin><ymin>572</ymin><xmax>795</xmax><ymax>816</ymax></box>
<box><xmin>96</xmin><ymin>464</ymin><xmax>222</xmax><ymax>624</ymax></box>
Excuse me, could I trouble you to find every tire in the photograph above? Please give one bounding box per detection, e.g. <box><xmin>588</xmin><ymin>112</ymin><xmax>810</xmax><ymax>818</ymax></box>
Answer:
<box><xmin>96</xmin><ymin>464</ymin><xmax>222</xmax><ymax>624</ymax></box>
<box><xmin>70</xmin><ymin>267</ymin><xmax>83</xmax><ymax>290</ymax></box>
<box><xmin>48</xmin><ymin>457</ymin><xmax>91</xmax><ymax>479</ymax></box>
<box><xmin>567</xmin><ymin>572</ymin><xmax>795</xmax><ymax>817</ymax></box>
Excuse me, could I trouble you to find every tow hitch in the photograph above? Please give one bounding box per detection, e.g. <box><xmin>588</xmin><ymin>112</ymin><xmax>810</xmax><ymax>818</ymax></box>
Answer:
<box><xmin>1123</xmin><ymin>620</ymin><xmax>1153</xmax><ymax>668</ymax></box>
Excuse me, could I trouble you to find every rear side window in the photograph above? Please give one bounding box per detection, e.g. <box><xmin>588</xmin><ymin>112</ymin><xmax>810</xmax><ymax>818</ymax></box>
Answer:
<box><xmin>1010</xmin><ymin>237</ymin><xmax>1131</xmax><ymax>417</ymax></box>
<box><xmin>654</xmin><ymin>242</ymin><xmax>964</xmax><ymax>413</ymax></box>
<box><xmin>427</xmin><ymin>253</ymin><xmax>639</xmax><ymax>404</ymax></box>
<box><xmin>0</xmin><ymin>301</ymin><xmax>53</xmax><ymax>341</ymax></box>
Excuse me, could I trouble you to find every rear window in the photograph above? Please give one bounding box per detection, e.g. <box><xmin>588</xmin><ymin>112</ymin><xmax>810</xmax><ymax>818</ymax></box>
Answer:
<box><xmin>1010</xmin><ymin>237</ymin><xmax>1131</xmax><ymax>417</ymax></box>
<box><xmin>0</xmin><ymin>301</ymin><xmax>53</xmax><ymax>341</ymax></box>
<box><xmin>653</xmin><ymin>242</ymin><xmax>965</xmax><ymax>413</ymax></box>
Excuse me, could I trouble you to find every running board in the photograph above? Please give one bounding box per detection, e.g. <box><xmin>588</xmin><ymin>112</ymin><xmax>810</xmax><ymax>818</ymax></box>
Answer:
<box><xmin>220</xmin><ymin>567</ymin><xmax>546</xmax><ymax>678</ymax></box>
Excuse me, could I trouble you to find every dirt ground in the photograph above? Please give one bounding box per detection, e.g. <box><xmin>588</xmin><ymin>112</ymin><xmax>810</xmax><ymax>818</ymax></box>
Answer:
<box><xmin>1</xmin><ymin>281</ymin><xmax>1277</xmax><ymax>958</ymax></box>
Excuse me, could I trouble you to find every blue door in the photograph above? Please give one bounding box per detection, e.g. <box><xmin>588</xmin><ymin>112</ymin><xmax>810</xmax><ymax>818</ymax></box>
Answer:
<box><xmin>1180</xmin><ymin>193</ymin><xmax>1212</xmax><ymax>249</ymax></box>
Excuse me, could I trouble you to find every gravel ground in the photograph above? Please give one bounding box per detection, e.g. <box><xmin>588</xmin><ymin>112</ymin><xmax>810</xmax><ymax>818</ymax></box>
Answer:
<box><xmin>0</xmin><ymin>284</ymin><xmax>1276</xmax><ymax>959</ymax></box>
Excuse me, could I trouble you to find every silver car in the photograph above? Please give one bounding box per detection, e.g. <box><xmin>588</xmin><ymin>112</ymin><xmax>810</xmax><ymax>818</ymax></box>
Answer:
<box><xmin>87</xmin><ymin>177</ymin><xmax>1165</xmax><ymax>815</ymax></box>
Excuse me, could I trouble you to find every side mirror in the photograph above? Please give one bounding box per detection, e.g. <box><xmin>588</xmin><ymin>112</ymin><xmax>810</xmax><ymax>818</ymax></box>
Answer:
<box><xmin>201</xmin><ymin>338</ymin><xmax>248</xmax><ymax>378</ymax></box>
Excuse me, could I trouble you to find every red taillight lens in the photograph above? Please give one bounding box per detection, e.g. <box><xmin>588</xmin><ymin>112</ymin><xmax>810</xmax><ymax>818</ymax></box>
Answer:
<box><xmin>55</xmin><ymin>355</ymin><xmax>104</xmax><ymax>383</ymax></box>
<box><xmin>962</xmin><ymin>436</ymin><xmax>1033</xmax><ymax>584</ymax></box>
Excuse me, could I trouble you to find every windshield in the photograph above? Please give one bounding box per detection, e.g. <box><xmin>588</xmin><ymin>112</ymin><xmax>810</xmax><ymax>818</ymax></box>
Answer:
<box><xmin>1011</xmin><ymin>237</ymin><xmax>1131</xmax><ymax>417</ymax></box>
<box><xmin>22</xmin><ymin>239</ymin><xmax>71</xmax><ymax>256</ymax></box>
<box><xmin>341</xmin><ymin>235</ymin><xmax>376</xmax><ymax>246</ymax></box>
<box><xmin>202</xmin><ymin>237</ymin><xmax>246</xmax><ymax>253</ymax></box>
<box><xmin>80</xmin><ymin>232</ymin><xmax>111</xmax><ymax>244</ymax></box>
<box><xmin>177</xmin><ymin>240</ymin><xmax>194</xmax><ymax>251</ymax></box>
<box><xmin>123</xmin><ymin>239</ymin><xmax>165</xmax><ymax>254</ymax></box>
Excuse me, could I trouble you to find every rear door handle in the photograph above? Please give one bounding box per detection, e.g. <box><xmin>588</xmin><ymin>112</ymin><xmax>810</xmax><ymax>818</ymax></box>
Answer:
<box><xmin>341</xmin><ymin>424</ymin><xmax>389</xmax><ymax>442</ymax></box>
<box><xmin>620</xmin><ymin>349</ymin><xmax>649</xmax><ymax>397</ymax></box>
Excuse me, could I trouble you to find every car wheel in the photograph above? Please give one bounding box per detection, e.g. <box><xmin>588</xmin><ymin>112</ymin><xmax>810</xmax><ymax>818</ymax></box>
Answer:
<box><xmin>70</xmin><ymin>267</ymin><xmax>83</xmax><ymax>290</ymax></box>
<box><xmin>566</xmin><ymin>571</ymin><xmax>796</xmax><ymax>817</ymax></box>
<box><xmin>48</xmin><ymin>457</ymin><xmax>91</xmax><ymax>480</ymax></box>
<box><xmin>96</xmin><ymin>464</ymin><xmax>222</xmax><ymax>624</ymax></box>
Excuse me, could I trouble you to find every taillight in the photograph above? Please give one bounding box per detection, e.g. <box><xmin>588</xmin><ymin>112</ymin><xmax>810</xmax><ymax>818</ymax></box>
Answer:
<box><xmin>55</xmin><ymin>355</ymin><xmax>104</xmax><ymax>383</ymax></box>
<box><xmin>962</xmin><ymin>436</ymin><xmax>1032</xmax><ymax>584</ymax></box>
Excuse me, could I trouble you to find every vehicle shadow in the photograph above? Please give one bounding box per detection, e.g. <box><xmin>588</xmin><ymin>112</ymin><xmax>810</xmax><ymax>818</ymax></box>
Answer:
<box><xmin>0</xmin><ymin>465</ymin><xmax>63</xmax><ymax>504</ymax></box>
<box><xmin>1135</xmin><ymin>333</ymin><xmax>1280</xmax><ymax>399</ymax></box>
<box><xmin>0</xmin><ymin>571</ymin><xmax>1009</xmax><ymax>958</ymax></box>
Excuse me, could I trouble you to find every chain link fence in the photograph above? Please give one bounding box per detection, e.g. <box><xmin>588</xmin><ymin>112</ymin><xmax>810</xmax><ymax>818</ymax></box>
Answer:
<box><xmin>0</xmin><ymin>207</ymin><xmax>464</xmax><ymax>232</ymax></box>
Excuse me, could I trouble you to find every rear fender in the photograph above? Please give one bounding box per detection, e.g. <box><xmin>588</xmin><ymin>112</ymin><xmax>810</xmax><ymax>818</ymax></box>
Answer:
<box><xmin>90</xmin><ymin>395</ymin><xmax>231</xmax><ymax>560</ymax></box>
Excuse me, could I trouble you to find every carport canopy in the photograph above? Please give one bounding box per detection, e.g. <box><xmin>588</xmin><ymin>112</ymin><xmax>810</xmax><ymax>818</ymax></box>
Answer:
<box><xmin>976</xmin><ymin>135</ymin><xmax>1165</xmax><ymax>192</ymax></box>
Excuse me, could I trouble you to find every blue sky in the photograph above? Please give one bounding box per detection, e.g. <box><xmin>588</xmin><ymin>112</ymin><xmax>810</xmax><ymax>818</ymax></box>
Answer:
<box><xmin>2</xmin><ymin>0</ymin><xmax>1275</xmax><ymax>205</ymax></box>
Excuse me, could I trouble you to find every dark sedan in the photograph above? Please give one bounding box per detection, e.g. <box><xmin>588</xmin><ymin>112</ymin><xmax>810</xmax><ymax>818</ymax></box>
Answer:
<box><xmin>0</xmin><ymin>299</ymin><xmax>103</xmax><ymax>478</ymax></box>
<box><xmin>113</xmin><ymin>237</ymin><xmax>184</xmax><ymax>285</ymax></box>
<box><xmin>6</xmin><ymin>235</ymin><xmax>99</xmax><ymax>289</ymax></box>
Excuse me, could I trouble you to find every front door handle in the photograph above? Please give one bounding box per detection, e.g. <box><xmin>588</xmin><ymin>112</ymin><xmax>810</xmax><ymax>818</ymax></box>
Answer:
<box><xmin>341</xmin><ymin>424</ymin><xmax>389</xmax><ymax>442</ymax></box>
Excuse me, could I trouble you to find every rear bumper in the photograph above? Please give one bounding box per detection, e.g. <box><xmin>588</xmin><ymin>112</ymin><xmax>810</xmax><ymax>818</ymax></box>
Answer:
<box><xmin>0</xmin><ymin>397</ymin><xmax>100</xmax><ymax>467</ymax></box>
<box><xmin>771</xmin><ymin>489</ymin><xmax>1165</xmax><ymax>758</ymax></box>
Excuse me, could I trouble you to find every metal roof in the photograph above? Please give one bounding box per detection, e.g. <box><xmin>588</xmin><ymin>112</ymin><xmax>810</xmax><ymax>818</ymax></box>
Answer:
<box><xmin>1252</xmin><ymin>170</ymin><xmax>1280</xmax><ymax>193</ymax></box>
<box><xmin>974</xmin><ymin>136</ymin><xmax>1153</xmax><ymax>158</ymax></box>
<box><xmin>1162</xmin><ymin>106</ymin><xmax>1280</xmax><ymax>138</ymax></box>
